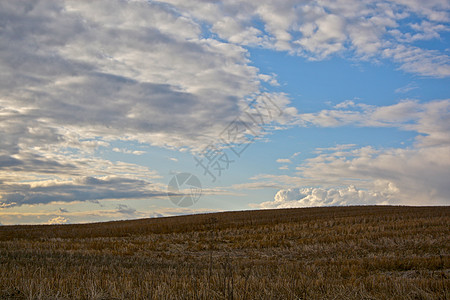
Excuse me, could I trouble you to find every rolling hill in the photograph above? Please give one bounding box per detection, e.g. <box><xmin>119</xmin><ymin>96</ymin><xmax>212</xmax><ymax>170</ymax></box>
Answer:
<box><xmin>0</xmin><ymin>205</ymin><xmax>448</xmax><ymax>299</ymax></box>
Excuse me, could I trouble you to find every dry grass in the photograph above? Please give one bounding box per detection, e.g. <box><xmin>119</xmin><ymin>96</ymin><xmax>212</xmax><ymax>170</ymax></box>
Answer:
<box><xmin>0</xmin><ymin>206</ymin><xmax>448</xmax><ymax>299</ymax></box>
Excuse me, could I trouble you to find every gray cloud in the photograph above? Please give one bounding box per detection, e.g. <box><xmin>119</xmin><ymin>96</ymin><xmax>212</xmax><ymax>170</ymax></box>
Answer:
<box><xmin>0</xmin><ymin>0</ymin><xmax>295</xmax><ymax>207</ymax></box>
<box><xmin>115</xmin><ymin>204</ymin><xmax>137</xmax><ymax>215</ymax></box>
<box><xmin>0</xmin><ymin>176</ymin><xmax>165</xmax><ymax>207</ymax></box>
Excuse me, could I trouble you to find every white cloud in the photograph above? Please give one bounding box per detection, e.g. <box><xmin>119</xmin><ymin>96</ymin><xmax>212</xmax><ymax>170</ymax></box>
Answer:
<box><xmin>395</xmin><ymin>82</ymin><xmax>418</xmax><ymax>94</ymax></box>
<box><xmin>251</xmin><ymin>99</ymin><xmax>450</xmax><ymax>207</ymax></box>
<box><xmin>256</xmin><ymin>185</ymin><xmax>394</xmax><ymax>209</ymax></box>
<box><xmin>276</xmin><ymin>158</ymin><xmax>292</xmax><ymax>164</ymax></box>
<box><xmin>296</xmin><ymin>145</ymin><xmax>450</xmax><ymax>206</ymax></box>
<box><xmin>295</xmin><ymin>12</ymin><xmax>347</xmax><ymax>59</ymax></box>
<box><xmin>112</xmin><ymin>148</ymin><xmax>146</xmax><ymax>155</ymax></box>
<box><xmin>253</xmin><ymin>140</ymin><xmax>450</xmax><ymax>207</ymax></box>
<box><xmin>315</xmin><ymin>144</ymin><xmax>357</xmax><ymax>154</ymax></box>
<box><xmin>258</xmin><ymin>73</ymin><xmax>280</xmax><ymax>86</ymax></box>
<box><xmin>47</xmin><ymin>216</ymin><xmax>69</xmax><ymax>225</ymax></box>
<box><xmin>391</xmin><ymin>0</ymin><xmax>450</xmax><ymax>22</ymax></box>
<box><xmin>159</xmin><ymin>0</ymin><xmax>450</xmax><ymax>77</ymax></box>
<box><xmin>291</xmin><ymin>152</ymin><xmax>301</xmax><ymax>158</ymax></box>
<box><xmin>296</xmin><ymin>99</ymin><xmax>450</xmax><ymax>141</ymax></box>
<box><xmin>383</xmin><ymin>45</ymin><xmax>450</xmax><ymax>78</ymax></box>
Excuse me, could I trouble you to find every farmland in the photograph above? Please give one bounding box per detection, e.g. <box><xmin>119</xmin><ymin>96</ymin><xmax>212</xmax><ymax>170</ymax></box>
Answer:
<box><xmin>0</xmin><ymin>206</ymin><xmax>448</xmax><ymax>299</ymax></box>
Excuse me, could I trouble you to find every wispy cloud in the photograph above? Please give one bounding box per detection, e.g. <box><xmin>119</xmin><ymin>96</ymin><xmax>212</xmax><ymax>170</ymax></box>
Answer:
<box><xmin>395</xmin><ymin>82</ymin><xmax>419</xmax><ymax>94</ymax></box>
<box><xmin>276</xmin><ymin>158</ymin><xmax>292</xmax><ymax>164</ymax></box>
<box><xmin>112</xmin><ymin>148</ymin><xmax>146</xmax><ymax>155</ymax></box>
<box><xmin>115</xmin><ymin>204</ymin><xmax>136</xmax><ymax>215</ymax></box>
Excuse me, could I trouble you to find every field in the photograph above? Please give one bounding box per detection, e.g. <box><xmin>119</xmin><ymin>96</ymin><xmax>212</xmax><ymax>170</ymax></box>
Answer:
<box><xmin>0</xmin><ymin>206</ymin><xmax>448</xmax><ymax>299</ymax></box>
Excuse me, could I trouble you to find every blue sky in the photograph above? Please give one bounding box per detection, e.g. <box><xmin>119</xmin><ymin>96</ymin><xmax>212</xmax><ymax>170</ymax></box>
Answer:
<box><xmin>0</xmin><ymin>0</ymin><xmax>449</xmax><ymax>224</ymax></box>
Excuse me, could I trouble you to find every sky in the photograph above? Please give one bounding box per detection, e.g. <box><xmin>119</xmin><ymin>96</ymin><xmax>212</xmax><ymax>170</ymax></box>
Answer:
<box><xmin>0</xmin><ymin>0</ymin><xmax>449</xmax><ymax>225</ymax></box>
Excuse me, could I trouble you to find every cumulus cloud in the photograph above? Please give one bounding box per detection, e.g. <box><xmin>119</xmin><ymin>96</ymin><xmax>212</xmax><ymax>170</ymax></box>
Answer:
<box><xmin>252</xmin><ymin>99</ymin><xmax>450</xmax><ymax>208</ymax></box>
<box><xmin>257</xmin><ymin>184</ymin><xmax>395</xmax><ymax>209</ymax></box>
<box><xmin>47</xmin><ymin>216</ymin><xmax>69</xmax><ymax>225</ymax></box>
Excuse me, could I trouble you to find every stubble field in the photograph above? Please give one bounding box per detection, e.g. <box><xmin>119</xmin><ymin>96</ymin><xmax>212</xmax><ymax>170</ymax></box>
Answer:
<box><xmin>0</xmin><ymin>205</ymin><xmax>448</xmax><ymax>299</ymax></box>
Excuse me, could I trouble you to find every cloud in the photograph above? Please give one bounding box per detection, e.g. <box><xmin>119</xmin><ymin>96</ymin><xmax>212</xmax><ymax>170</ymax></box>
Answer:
<box><xmin>253</xmin><ymin>141</ymin><xmax>450</xmax><ymax>207</ymax></box>
<box><xmin>256</xmin><ymin>185</ymin><xmax>394</xmax><ymax>209</ymax></box>
<box><xmin>161</xmin><ymin>0</ymin><xmax>450</xmax><ymax>77</ymax></box>
<box><xmin>0</xmin><ymin>0</ymin><xmax>294</xmax><ymax>159</ymax></box>
<box><xmin>392</xmin><ymin>0</ymin><xmax>450</xmax><ymax>22</ymax></box>
<box><xmin>383</xmin><ymin>45</ymin><xmax>450</xmax><ymax>78</ymax></box>
<box><xmin>296</xmin><ymin>145</ymin><xmax>450</xmax><ymax>206</ymax></box>
<box><xmin>230</xmin><ymin>181</ymin><xmax>282</xmax><ymax>191</ymax></box>
<box><xmin>115</xmin><ymin>204</ymin><xmax>136</xmax><ymax>215</ymax></box>
<box><xmin>276</xmin><ymin>158</ymin><xmax>292</xmax><ymax>164</ymax></box>
<box><xmin>0</xmin><ymin>176</ymin><xmax>166</xmax><ymax>207</ymax></box>
<box><xmin>0</xmin><ymin>0</ymin><xmax>299</xmax><ymax>209</ymax></box>
<box><xmin>47</xmin><ymin>216</ymin><xmax>69</xmax><ymax>225</ymax></box>
<box><xmin>314</xmin><ymin>144</ymin><xmax>357</xmax><ymax>154</ymax></box>
<box><xmin>395</xmin><ymin>82</ymin><xmax>418</xmax><ymax>94</ymax></box>
<box><xmin>112</xmin><ymin>148</ymin><xmax>146</xmax><ymax>155</ymax></box>
<box><xmin>251</xmin><ymin>99</ymin><xmax>450</xmax><ymax>207</ymax></box>
<box><xmin>295</xmin><ymin>11</ymin><xmax>347</xmax><ymax>59</ymax></box>
<box><xmin>297</xmin><ymin>99</ymin><xmax>450</xmax><ymax>145</ymax></box>
<box><xmin>291</xmin><ymin>152</ymin><xmax>301</xmax><ymax>158</ymax></box>
<box><xmin>258</xmin><ymin>73</ymin><xmax>280</xmax><ymax>86</ymax></box>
